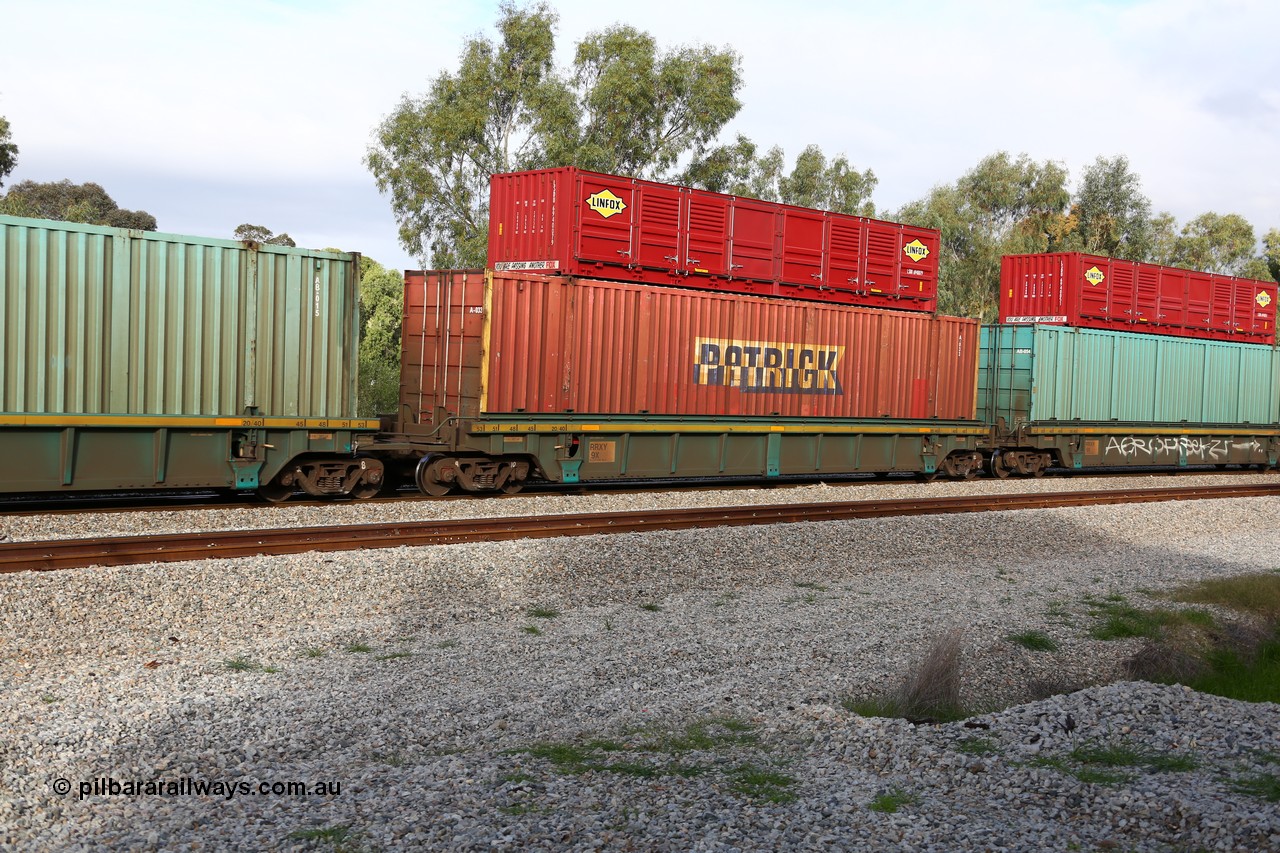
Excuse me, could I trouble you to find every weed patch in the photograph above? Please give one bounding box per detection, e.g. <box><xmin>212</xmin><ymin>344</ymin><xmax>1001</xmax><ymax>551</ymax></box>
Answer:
<box><xmin>527</xmin><ymin>606</ymin><xmax>559</xmax><ymax>620</ymax></box>
<box><xmin>956</xmin><ymin>737</ymin><xmax>1000</xmax><ymax>756</ymax></box>
<box><xmin>508</xmin><ymin>715</ymin><xmax>780</xmax><ymax>801</ymax></box>
<box><xmin>223</xmin><ymin>657</ymin><xmax>261</xmax><ymax>672</ymax></box>
<box><xmin>729</xmin><ymin>764</ymin><xmax>796</xmax><ymax>803</ymax></box>
<box><xmin>1233</xmin><ymin>772</ymin><xmax>1280</xmax><ymax>802</ymax></box>
<box><xmin>289</xmin><ymin>824</ymin><xmax>361</xmax><ymax>851</ymax></box>
<box><xmin>1008</xmin><ymin>630</ymin><xmax>1059</xmax><ymax>652</ymax></box>
<box><xmin>869</xmin><ymin>787</ymin><xmax>918</xmax><ymax>813</ymax></box>
<box><xmin>845</xmin><ymin>628</ymin><xmax>972</xmax><ymax>722</ymax></box>
<box><xmin>1030</xmin><ymin>740</ymin><xmax>1197</xmax><ymax>786</ymax></box>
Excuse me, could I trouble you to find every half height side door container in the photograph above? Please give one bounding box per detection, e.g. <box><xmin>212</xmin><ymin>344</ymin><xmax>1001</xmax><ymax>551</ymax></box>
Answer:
<box><xmin>1000</xmin><ymin>252</ymin><xmax>1277</xmax><ymax>344</ymax></box>
<box><xmin>487</xmin><ymin>167</ymin><xmax>940</xmax><ymax>312</ymax></box>
<box><xmin>978</xmin><ymin>324</ymin><xmax>1280</xmax><ymax>429</ymax></box>
<box><xmin>0</xmin><ymin>214</ymin><xmax>362</xmax><ymax>418</ymax></box>
<box><xmin>401</xmin><ymin>270</ymin><xmax>978</xmax><ymax>429</ymax></box>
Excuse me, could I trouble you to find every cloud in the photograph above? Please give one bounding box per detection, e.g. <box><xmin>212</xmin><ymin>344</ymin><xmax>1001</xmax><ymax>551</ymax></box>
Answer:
<box><xmin>3</xmin><ymin>0</ymin><xmax>1278</xmax><ymax>272</ymax></box>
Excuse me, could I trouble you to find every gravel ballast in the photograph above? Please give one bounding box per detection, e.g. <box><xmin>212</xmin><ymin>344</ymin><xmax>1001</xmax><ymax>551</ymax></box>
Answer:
<box><xmin>1</xmin><ymin>476</ymin><xmax>1278</xmax><ymax>851</ymax></box>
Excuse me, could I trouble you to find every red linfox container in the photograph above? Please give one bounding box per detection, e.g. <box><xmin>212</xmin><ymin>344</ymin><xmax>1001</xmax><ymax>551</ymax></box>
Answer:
<box><xmin>401</xmin><ymin>270</ymin><xmax>979</xmax><ymax>425</ymax></box>
<box><xmin>487</xmin><ymin>167</ymin><xmax>941</xmax><ymax>313</ymax></box>
<box><xmin>1000</xmin><ymin>252</ymin><xmax>1277</xmax><ymax>344</ymax></box>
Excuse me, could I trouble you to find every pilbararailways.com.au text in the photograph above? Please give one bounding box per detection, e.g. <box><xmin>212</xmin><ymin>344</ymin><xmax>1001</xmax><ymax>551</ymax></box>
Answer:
<box><xmin>52</xmin><ymin>776</ymin><xmax>342</xmax><ymax>801</ymax></box>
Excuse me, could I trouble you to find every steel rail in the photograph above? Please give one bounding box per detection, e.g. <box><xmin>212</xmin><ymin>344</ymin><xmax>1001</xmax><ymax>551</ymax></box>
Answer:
<box><xmin>0</xmin><ymin>467</ymin><xmax>1252</xmax><ymax>517</ymax></box>
<box><xmin>1</xmin><ymin>484</ymin><xmax>1277</xmax><ymax>573</ymax></box>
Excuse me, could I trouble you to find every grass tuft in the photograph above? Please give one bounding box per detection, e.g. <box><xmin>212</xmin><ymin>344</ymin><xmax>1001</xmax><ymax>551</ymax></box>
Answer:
<box><xmin>956</xmin><ymin>737</ymin><xmax>1000</xmax><ymax>756</ymax></box>
<box><xmin>1234</xmin><ymin>772</ymin><xmax>1280</xmax><ymax>802</ymax></box>
<box><xmin>289</xmin><ymin>824</ymin><xmax>359</xmax><ymax>850</ymax></box>
<box><xmin>302</xmin><ymin>648</ymin><xmax>326</xmax><ymax>659</ymax></box>
<box><xmin>1008</xmin><ymin>630</ymin><xmax>1059</xmax><ymax>652</ymax></box>
<box><xmin>842</xmin><ymin>628</ymin><xmax>972</xmax><ymax>722</ymax></box>
<box><xmin>869</xmin><ymin>787</ymin><xmax>918</xmax><ymax>813</ymax></box>
<box><xmin>527</xmin><ymin>606</ymin><xmax>559</xmax><ymax>619</ymax></box>
<box><xmin>344</xmin><ymin>643</ymin><xmax>372</xmax><ymax>654</ymax></box>
<box><xmin>729</xmin><ymin>764</ymin><xmax>796</xmax><ymax>803</ymax></box>
<box><xmin>223</xmin><ymin>656</ymin><xmax>260</xmax><ymax>672</ymax></box>
<box><xmin>1172</xmin><ymin>573</ymin><xmax>1280</xmax><ymax>621</ymax></box>
<box><xmin>520</xmin><ymin>625</ymin><xmax>543</xmax><ymax>636</ymax></box>
<box><xmin>639</xmin><ymin>602</ymin><xmax>663</xmax><ymax>612</ymax></box>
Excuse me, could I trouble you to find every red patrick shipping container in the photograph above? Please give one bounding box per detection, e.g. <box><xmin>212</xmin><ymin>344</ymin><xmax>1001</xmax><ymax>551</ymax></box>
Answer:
<box><xmin>1000</xmin><ymin>252</ymin><xmax>1277</xmax><ymax>344</ymax></box>
<box><xmin>402</xmin><ymin>270</ymin><xmax>979</xmax><ymax>423</ymax></box>
<box><xmin>487</xmin><ymin>167</ymin><xmax>941</xmax><ymax>312</ymax></box>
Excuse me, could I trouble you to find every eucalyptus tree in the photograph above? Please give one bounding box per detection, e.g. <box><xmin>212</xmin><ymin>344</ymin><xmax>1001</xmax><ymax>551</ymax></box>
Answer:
<box><xmin>0</xmin><ymin>116</ymin><xmax>16</xmax><ymax>188</ymax></box>
<box><xmin>680</xmin><ymin>136</ymin><xmax>877</xmax><ymax>216</ymax></box>
<box><xmin>896</xmin><ymin>152</ymin><xmax>1070</xmax><ymax>320</ymax></box>
<box><xmin>0</xmin><ymin>179</ymin><xmax>156</xmax><ymax>229</ymax></box>
<box><xmin>367</xmin><ymin>2</ymin><xmax>744</xmax><ymax>268</ymax></box>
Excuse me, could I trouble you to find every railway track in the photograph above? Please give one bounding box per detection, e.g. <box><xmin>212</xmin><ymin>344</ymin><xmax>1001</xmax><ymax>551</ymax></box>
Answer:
<box><xmin>0</xmin><ymin>466</ymin><xmax>1257</xmax><ymax>517</ymax></box>
<box><xmin>2</xmin><ymin>483</ymin><xmax>1276</xmax><ymax>574</ymax></box>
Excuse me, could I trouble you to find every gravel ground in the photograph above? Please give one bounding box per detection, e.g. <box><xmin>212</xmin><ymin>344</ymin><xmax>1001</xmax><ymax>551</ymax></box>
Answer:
<box><xmin>1</xmin><ymin>476</ymin><xmax>1279</xmax><ymax>851</ymax></box>
<box><xmin>2</xmin><ymin>471</ymin><xmax>1277</xmax><ymax>541</ymax></box>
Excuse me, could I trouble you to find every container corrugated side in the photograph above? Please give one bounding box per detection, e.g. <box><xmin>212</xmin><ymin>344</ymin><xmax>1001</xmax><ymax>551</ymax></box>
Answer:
<box><xmin>1000</xmin><ymin>252</ymin><xmax>1277</xmax><ymax>344</ymax></box>
<box><xmin>978</xmin><ymin>324</ymin><xmax>1280</xmax><ymax>428</ymax></box>
<box><xmin>488</xmin><ymin>167</ymin><xmax>940</xmax><ymax>312</ymax></box>
<box><xmin>403</xmin><ymin>270</ymin><xmax>978</xmax><ymax>424</ymax></box>
<box><xmin>0</xmin><ymin>214</ymin><xmax>361</xmax><ymax>418</ymax></box>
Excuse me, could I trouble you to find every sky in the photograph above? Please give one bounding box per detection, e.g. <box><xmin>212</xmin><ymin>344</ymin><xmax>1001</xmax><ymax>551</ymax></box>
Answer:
<box><xmin>2</xmin><ymin>0</ymin><xmax>1277</xmax><ymax>273</ymax></box>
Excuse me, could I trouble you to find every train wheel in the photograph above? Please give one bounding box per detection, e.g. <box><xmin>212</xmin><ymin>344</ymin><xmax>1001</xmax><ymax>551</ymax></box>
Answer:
<box><xmin>500</xmin><ymin>480</ymin><xmax>524</xmax><ymax>495</ymax></box>
<box><xmin>258</xmin><ymin>479</ymin><xmax>296</xmax><ymax>503</ymax></box>
<box><xmin>349</xmin><ymin>480</ymin><xmax>382</xmax><ymax>499</ymax></box>
<box><xmin>415</xmin><ymin>456</ymin><xmax>455</xmax><ymax>497</ymax></box>
<box><xmin>989</xmin><ymin>453</ymin><xmax>1012</xmax><ymax>479</ymax></box>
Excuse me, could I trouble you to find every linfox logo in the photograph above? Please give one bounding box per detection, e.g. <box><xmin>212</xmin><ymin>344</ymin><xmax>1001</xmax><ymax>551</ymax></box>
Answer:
<box><xmin>1084</xmin><ymin>266</ymin><xmax>1106</xmax><ymax>286</ymax></box>
<box><xmin>585</xmin><ymin>189</ymin><xmax>627</xmax><ymax>219</ymax></box>
<box><xmin>1256</xmin><ymin>291</ymin><xmax>1273</xmax><ymax>309</ymax></box>
<box><xmin>902</xmin><ymin>239</ymin><xmax>930</xmax><ymax>262</ymax></box>
<box><xmin>693</xmin><ymin>338</ymin><xmax>844</xmax><ymax>395</ymax></box>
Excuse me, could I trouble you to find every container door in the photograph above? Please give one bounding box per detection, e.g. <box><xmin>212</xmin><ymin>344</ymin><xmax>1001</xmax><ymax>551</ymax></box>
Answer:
<box><xmin>684</xmin><ymin>189</ymin><xmax>731</xmax><ymax>277</ymax></box>
<box><xmin>727</xmin><ymin>198</ymin><xmax>777</xmax><ymax>282</ymax></box>
<box><xmin>1108</xmin><ymin>262</ymin><xmax>1137</xmax><ymax>328</ymax></box>
<box><xmin>779</xmin><ymin>207</ymin><xmax>826</xmax><ymax>289</ymax></box>
<box><xmin>1185</xmin><ymin>272</ymin><xmax>1213</xmax><ymax>337</ymax></box>
<box><xmin>1247</xmin><ymin>281</ymin><xmax>1278</xmax><ymax>340</ymax></box>
<box><xmin>1077</xmin><ymin>257</ymin><xmax>1112</xmax><ymax>324</ymax></box>
<box><xmin>824</xmin><ymin>214</ymin><xmax>865</xmax><ymax>298</ymax></box>
<box><xmin>1209</xmin><ymin>278</ymin><xmax>1235</xmax><ymax>335</ymax></box>
<box><xmin>862</xmin><ymin>222</ymin><xmax>900</xmax><ymax>307</ymax></box>
<box><xmin>1155</xmin><ymin>267</ymin><xmax>1188</xmax><ymax>332</ymax></box>
<box><xmin>1133</xmin><ymin>262</ymin><xmax>1160</xmax><ymax>328</ymax></box>
<box><xmin>898</xmin><ymin>225</ymin><xmax>939</xmax><ymax>311</ymax></box>
<box><xmin>575</xmin><ymin>173</ymin><xmax>636</xmax><ymax>269</ymax></box>
<box><xmin>633</xmin><ymin>181</ymin><xmax>685</xmax><ymax>272</ymax></box>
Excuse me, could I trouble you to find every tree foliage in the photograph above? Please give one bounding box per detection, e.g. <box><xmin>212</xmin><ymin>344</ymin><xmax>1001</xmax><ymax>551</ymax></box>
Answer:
<box><xmin>681</xmin><ymin>136</ymin><xmax>877</xmax><ymax>216</ymax></box>
<box><xmin>1171</xmin><ymin>212</ymin><xmax>1258</xmax><ymax>275</ymax></box>
<box><xmin>0</xmin><ymin>116</ymin><xmax>16</xmax><ymax>189</ymax></box>
<box><xmin>1063</xmin><ymin>155</ymin><xmax>1154</xmax><ymax>259</ymax></box>
<box><xmin>366</xmin><ymin>2</ymin><xmax>743</xmax><ymax>267</ymax></box>
<box><xmin>895</xmin><ymin>151</ymin><xmax>1280</xmax><ymax>317</ymax></box>
<box><xmin>356</xmin><ymin>258</ymin><xmax>405</xmax><ymax>417</ymax></box>
<box><xmin>895</xmin><ymin>152</ymin><xmax>1070</xmax><ymax>319</ymax></box>
<box><xmin>0</xmin><ymin>179</ymin><xmax>157</xmax><ymax>230</ymax></box>
<box><xmin>234</xmin><ymin>223</ymin><xmax>296</xmax><ymax>247</ymax></box>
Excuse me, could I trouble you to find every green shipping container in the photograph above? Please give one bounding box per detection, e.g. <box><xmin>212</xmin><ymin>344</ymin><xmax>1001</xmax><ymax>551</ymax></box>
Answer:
<box><xmin>0</xmin><ymin>215</ymin><xmax>362</xmax><ymax>419</ymax></box>
<box><xmin>979</xmin><ymin>324</ymin><xmax>1280</xmax><ymax>428</ymax></box>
